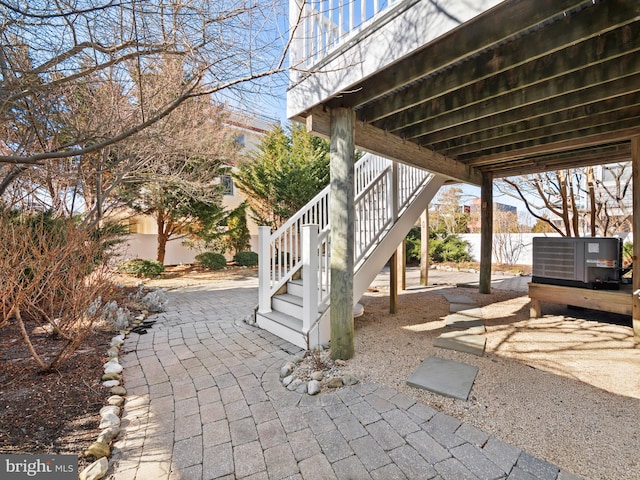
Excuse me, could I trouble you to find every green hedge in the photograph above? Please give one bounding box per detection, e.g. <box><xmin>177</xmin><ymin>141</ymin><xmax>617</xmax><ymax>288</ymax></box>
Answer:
<box><xmin>195</xmin><ymin>252</ymin><xmax>227</xmax><ymax>270</ymax></box>
<box><xmin>404</xmin><ymin>226</ymin><xmax>472</xmax><ymax>264</ymax></box>
<box><xmin>233</xmin><ymin>251</ymin><xmax>258</xmax><ymax>266</ymax></box>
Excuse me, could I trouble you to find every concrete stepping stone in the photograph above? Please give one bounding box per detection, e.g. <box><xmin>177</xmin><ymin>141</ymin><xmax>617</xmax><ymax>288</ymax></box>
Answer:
<box><xmin>449</xmin><ymin>306</ymin><xmax>484</xmax><ymax>317</ymax></box>
<box><xmin>444</xmin><ymin>314</ymin><xmax>485</xmax><ymax>330</ymax></box>
<box><xmin>442</xmin><ymin>293</ymin><xmax>475</xmax><ymax>304</ymax></box>
<box><xmin>406</xmin><ymin>356</ymin><xmax>479</xmax><ymax>400</ymax></box>
<box><xmin>434</xmin><ymin>331</ymin><xmax>486</xmax><ymax>357</ymax></box>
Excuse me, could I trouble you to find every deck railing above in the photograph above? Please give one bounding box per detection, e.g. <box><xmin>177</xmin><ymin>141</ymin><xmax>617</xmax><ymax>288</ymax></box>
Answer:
<box><xmin>289</xmin><ymin>0</ymin><xmax>407</xmax><ymax>82</ymax></box>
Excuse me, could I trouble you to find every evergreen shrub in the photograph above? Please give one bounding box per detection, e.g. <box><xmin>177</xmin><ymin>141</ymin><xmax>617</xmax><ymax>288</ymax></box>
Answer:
<box><xmin>118</xmin><ymin>259</ymin><xmax>165</xmax><ymax>278</ymax></box>
<box><xmin>233</xmin><ymin>251</ymin><xmax>258</xmax><ymax>266</ymax></box>
<box><xmin>196</xmin><ymin>252</ymin><xmax>227</xmax><ymax>270</ymax></box>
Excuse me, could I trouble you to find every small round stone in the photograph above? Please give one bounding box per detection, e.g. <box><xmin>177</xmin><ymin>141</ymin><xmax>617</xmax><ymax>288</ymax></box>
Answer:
<box><xmin>84</xmin><ymin>441</ymin><xmax>110</xmax><ymax>459</ymax></box>
<box><xmin>308</xmin><ymin>380</ymin><xmax>321</xmax><ymax>395</ymax></box>
<box><xmin>287</xmin><ymin>379</ymin><xmax>303</xmax><ymax>391</ymax></box>
<box><xmin>110</xmin><ymin>386</ymin><xmax>127</xmax><ymax>396</ymax></box>
<box><xmin>107</xmin><ymin>395</ymin><xmax>124</xmax><ymax>407</ymax></box>
<box><xmin>326</xmin><ymin>377</ymin><xmax>344</xmax><ymax>388</ymax></box>
<box><xmin>282</xmin><ymin>375</ymin><xmax>294</xmax><ymax>387</ymax></box>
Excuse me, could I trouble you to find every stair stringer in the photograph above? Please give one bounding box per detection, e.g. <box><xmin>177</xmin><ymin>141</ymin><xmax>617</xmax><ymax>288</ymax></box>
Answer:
<box><xmin>353</xmin><ymin>175</ymin><xmax>446</xmax><ymax>303</ymax></box>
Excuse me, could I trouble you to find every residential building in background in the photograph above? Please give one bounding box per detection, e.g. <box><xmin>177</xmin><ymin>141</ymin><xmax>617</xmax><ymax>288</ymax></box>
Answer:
<box><xmin>120</xmin><ymin>110</ymin><xmax>279</xmax><ymax>265</ymax></box>
<box><xmin>466</xmin><ymin>198</ymin><xmax>517</xmax><ymax>233</ymax></box>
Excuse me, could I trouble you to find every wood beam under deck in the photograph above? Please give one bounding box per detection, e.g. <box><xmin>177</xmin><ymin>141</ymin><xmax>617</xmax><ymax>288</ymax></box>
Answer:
<box><xmin>328</xmin><ymin>0</ymin><xmax>594</xmax><ymax>112</ymax></box>
<box><xmin>390</xmin><ymin>250</ymin><xmax>398</xmax><ymax>315</ymax></box>
<box><xmin>445</xmin><ymin>105</ymin><xmax>640</xmax><ymax>161</ymax></box>
<box><xmin>306</xmin><ymin>107</ymin><xmax>482</xmax><ymax>185</ymax></box>
<box><xmin>480</xmin><ymin>143</ymin><xmax>633</xmax><ymax>179</ymax></box>
<box><xmin>466</xmin><ymin>128</ymin><xmax>640</xmax><ymax>170</ymax></box>
<box><xmin>357</xmin><ymin>2</ymin><xmax>640</xmax><ymax>126</ymax></box>
<box><xmin>400</xmin><ymin>70</ymin><xmax>640</xmax><ymax>157</ymax></box>
<box><xmin>420</xmin><ymin>210</ymin><xmax>429</xmax><ymax>287</ymax></box>
<box><xmin>380</xmin><ymin>27</ymin><xmax>640</xmax><ymax>143</ymax></box>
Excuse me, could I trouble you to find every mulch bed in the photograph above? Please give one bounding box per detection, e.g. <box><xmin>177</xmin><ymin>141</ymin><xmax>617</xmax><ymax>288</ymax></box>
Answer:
<box><xmin>0</xmin><ymin>316</ymin><xmax>117</xmax><ymax>470</ymax></box>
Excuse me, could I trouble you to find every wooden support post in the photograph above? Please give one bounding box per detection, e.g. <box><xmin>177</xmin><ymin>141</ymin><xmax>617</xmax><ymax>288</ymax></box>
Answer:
<box><xmin>390</xmin><ymin>251</ymin><xmax>398</xmax><ymax>314</ymax></box>
<box><xmin>420</xmin><ymin>209</ymin><xmax>429</xmax><ymax>286</ymax></box>
<box><xmin>530</xmin><ymin>298</ymin><xmax>542</xmax><ymax>318</ymax></box>
<box><xmin>632</xmin><ymin>136</ymin><xmax>640</xmax><ymax>343</ymax></box>
<box><xmin>397</xmin><ymin>240</ymin><xmax>406</xmax><ymax>291</ymax></box>
<box><xmin>479</xmin><ymin>172</ymin><xmax>493</xmax><ymax>294</ymax></box>
<box><xmin>329</xmin><ymin>108</ymin><xmax>356</xmax><ymax>360</ymax></box>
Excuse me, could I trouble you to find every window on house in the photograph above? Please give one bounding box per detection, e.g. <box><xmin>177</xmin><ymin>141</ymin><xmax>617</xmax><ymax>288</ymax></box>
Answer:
<box><xmin>221</xmin><ymin>174</ymin><xmax>234</xmax><ymax>196</ymax></box>
<box><xmin>128</xmin><ymin>219</ymin><xmax>140</xmax><ymax>233</ymax></box>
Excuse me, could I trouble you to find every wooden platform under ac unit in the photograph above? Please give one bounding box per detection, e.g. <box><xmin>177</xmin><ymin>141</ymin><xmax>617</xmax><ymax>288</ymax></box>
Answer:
<box><xmin>528</xmin><ymin>283</ymin><xmax>632</xmax><ymax>318</ymax></box>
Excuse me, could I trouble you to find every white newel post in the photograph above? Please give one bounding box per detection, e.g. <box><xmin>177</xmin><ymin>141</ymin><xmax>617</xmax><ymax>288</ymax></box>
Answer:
<box><xmin>302</xmin><ymin>224</ymin><xmax>319</xmax><ymax>334</ymax></box>
<box><xmin>258</xmin><ymin>226</ymin><xmax>272</xmax><ymax>313</ymax></box>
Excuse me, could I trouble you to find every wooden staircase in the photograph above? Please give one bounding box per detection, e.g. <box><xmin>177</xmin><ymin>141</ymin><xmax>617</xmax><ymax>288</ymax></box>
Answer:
<box><xmin>255</xmin><ymin>154</ymin><xmax>444</xmax><ymax>349</ymax></box>
<box><xmin>257</xmin><ymin>276</ymin><xmax>328</xmax><ymax>349</ymax></box>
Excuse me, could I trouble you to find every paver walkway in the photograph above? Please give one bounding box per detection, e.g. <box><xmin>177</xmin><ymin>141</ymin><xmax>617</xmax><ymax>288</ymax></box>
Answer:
<box><xmin>108</xmin><ymin>273</ymin><xmax>580</xmax><ymax>480</ymax></box>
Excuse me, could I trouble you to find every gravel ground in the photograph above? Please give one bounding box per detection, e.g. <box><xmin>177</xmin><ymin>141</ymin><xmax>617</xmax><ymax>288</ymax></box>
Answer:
<box><xmin>348</xmin><ymin>285</ymin><xmax>640</xmax><ymax>480</ymax></box>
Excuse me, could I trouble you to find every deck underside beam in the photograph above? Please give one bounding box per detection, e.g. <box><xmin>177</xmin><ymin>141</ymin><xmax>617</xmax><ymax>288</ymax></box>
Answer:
<box><xmin>306</xmin><ymin>107</ymin><xmax>482</xmax><ymax>185</ymax></box>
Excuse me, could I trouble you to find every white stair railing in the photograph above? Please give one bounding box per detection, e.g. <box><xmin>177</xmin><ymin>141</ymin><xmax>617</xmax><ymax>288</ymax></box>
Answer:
<box><xmin>258</xmin><ymin>153</ymin><xmax>433</xmax><ymax>323</ymax></box>
<box><xmin>259</xmin><ymin>153</ymin><xmax>389</xmax><ymax>313</ymax></box>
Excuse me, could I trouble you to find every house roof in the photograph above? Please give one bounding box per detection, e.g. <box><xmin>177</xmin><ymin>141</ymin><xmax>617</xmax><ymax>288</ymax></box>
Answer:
<box><xmin>300</xmin><ymin>0</ymin><xmax>640</xmax><ymax>184</ymax></box>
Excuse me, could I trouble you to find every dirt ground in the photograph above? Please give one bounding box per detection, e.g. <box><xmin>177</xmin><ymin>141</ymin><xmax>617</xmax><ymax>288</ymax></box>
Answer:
<box><xmin>0</xmin><ymin>319</ymin><xmax>113</xmax><ymax>471</ymax></box>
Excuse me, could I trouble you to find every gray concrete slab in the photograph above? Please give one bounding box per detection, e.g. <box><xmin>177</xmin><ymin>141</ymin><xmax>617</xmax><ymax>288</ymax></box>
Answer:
<box><xmin>441</xmin><ymin>293</ymin><xmax>475</xmax><ymax>304</ymax></box>
<box><xmin>406</xmin><ymin>356</ymin><xmax>479</xmax><ymax>401</ymax></box>
<box><xmin>434</xmin><ymin>331</ymin><xmax>487</xmax><ymax>356</ymax></box>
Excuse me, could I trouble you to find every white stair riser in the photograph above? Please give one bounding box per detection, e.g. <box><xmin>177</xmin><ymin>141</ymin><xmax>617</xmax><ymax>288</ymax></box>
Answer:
<box><xmin>272</xmin><ymin>297</ymin><xmax>303</xmax><ymax>318</ymax></box>
<box><xmin>256</xmin><ymin>314</ymin><xmax>307</xmax><ymax>349</ymax></box>
<box><xmin>286</xmin><ymin>282</ymin><xmax>327</xmax><ymax>302</ymax></box>
<box><xmin>287</xmin><ymin>281</ymin><xmax>304</xmax><ymax>297</ymax></box>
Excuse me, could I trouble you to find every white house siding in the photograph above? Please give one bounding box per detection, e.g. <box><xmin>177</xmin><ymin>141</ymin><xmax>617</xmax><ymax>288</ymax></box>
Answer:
<box><xmin>116</xmin><ymin>232</ymin><xmax>260</xmax><ymax>266</ymax></box>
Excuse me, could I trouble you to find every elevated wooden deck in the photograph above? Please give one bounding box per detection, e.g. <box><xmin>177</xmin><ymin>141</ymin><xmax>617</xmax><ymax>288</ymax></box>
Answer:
<box><xmin>529</xmin><ymin>282</ymin><xmax>632</xmax><ymax>318</ymax></box>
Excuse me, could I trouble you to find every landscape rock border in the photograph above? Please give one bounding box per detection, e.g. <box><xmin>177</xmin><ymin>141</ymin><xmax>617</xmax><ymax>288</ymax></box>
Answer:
<box><xmin>278</xmin><ymin>346</ymin><xmax>360</xmax><ymax>395</ymax></box>
<box><xmin>78</xmin><ymin>292</ymin><xmax>164</xmax><ymax>480</ymax></box>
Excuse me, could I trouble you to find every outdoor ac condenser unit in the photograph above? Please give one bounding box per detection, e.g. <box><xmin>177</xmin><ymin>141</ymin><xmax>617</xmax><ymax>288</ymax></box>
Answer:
<box><xmin>532</xmin><ymin>237</ymin><xmax>622</xmax><ymax>290</ymax></box>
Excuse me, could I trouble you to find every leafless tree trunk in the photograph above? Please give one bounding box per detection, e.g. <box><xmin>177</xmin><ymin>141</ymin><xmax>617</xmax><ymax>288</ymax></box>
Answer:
<box><xmin>498</xmin><ymin>164</ymin><xmax>632</xmax><ymax>237</ymax></box>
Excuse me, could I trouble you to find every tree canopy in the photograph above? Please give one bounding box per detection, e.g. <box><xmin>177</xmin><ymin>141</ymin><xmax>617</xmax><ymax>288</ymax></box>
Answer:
<box><xmin>232</xmin><ymin>124</ymin><xmax>330</xmax><ymax>229</ymax></box>
<box><xmin>497</xmin><ymin>164</ymin><xmax>632</xmax><ymax>237</ymax></box>
<box><xmin>0</xmin><ymin>0</ymin><xmax>289</xmax><ymax>213</ymax></box>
